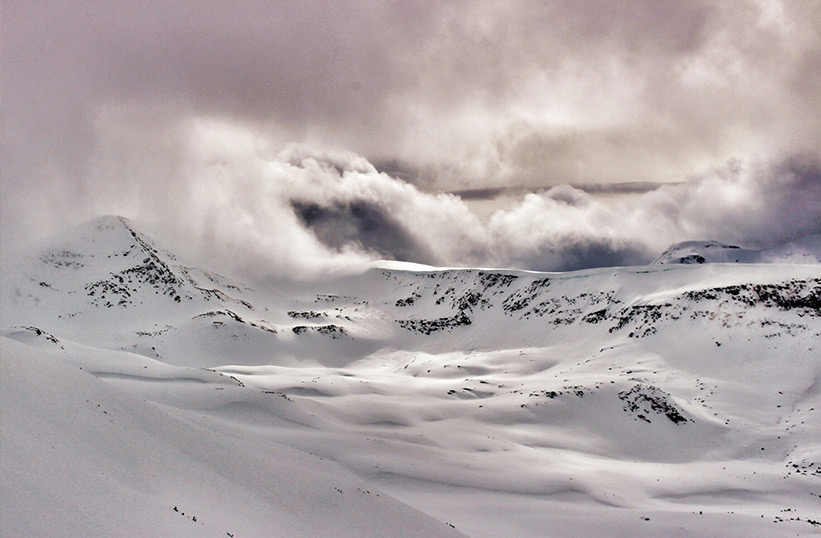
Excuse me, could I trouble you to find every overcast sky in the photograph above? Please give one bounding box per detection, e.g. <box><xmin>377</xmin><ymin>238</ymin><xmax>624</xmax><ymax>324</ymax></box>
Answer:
<box><xmin>2</xmin><ymin>1</ymin><xmax>820</xmax><ymax>275</ymax></box>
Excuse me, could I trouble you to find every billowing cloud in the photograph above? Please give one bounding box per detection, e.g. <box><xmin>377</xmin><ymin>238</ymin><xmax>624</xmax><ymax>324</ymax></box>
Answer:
<box><xmin>7</xmin><ymin>113</ymin><xmax>815</xmax><ymax>277</ymax></box>
<box><xmin>639</xmin><ymin>154</ymin><xmax>821</xmax><ymax>248</ymax></box>
<box><xmin>291</xmin><ymin>199</ymin><xmax>436</xmax><ymax>265</ymax></box>
<box><xmin>2</xmin><ymin>1</ymin><xmax>820</xmax><ymax>273</ymax></box>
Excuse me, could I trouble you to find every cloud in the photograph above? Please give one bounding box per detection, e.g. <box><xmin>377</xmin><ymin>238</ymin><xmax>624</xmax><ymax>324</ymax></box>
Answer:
<box><xmin>291</xmin><ymin>199</ymin><xmax>436</xmax><ymax>265</ymax></box>
<box><xmin>642</xmin><ymin>154</ymin><xmax>821</xmax><ymax>248</ymax></box>
<box><xmin>2</xmin><ymin>2</ymin><xmax>820</xmax><ymax>274</ymax></box>
<box><xmin>483</xmin><ymin>189</ymin><xmax>651</xmax><ymax>271</ymax></box>
<box><xmin>9</xmin><ymin>112</ymin><xmax>815</xmax><ymax>277</ymax></box>
<box><xmin>3</xmin><ymin>1</ymin><xmax>820</xmax><ymax>203</ymax></box>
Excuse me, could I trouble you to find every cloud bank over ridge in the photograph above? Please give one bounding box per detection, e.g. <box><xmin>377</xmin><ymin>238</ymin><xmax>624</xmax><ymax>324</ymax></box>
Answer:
<box><xmin>2</xmin><ymin>1</ymin><xmax>820</xmax><ymax>275</ymax></box>
<box><xmin>11</xmin><ymin>114</ymin><xmax>814</xmax><ymax>277</ymax></box>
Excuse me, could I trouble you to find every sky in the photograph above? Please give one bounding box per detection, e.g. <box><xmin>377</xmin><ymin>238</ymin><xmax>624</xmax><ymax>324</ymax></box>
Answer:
<box><xmin>2</xmin><ymin>0</ymin><xmax>820</xmax><ymax>276</ymax></box>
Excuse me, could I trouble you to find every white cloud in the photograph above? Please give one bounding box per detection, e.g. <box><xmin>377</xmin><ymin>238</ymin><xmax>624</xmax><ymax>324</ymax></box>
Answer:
<box><xmin>3</xmin><ymin>103</ymin><xmax>819</xmax><ymax>277</ymax></box>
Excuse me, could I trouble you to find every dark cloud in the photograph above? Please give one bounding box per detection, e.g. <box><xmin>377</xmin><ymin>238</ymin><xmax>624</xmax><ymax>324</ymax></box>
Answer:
<box><xmin>576</xmin><ymin>182</ymin><xmax>682</xmax><ymax>195</ymax></box>
<box><xmin>504</xmin><ymin>238</ymin><xmax>650</xmax><ymax>274</ymax></box>
<box><xmin>449</xmin><ymin>187</ymin><xmax>512</xmax><ymax>202</ymax></box>
<box><xmin>451</xmin><ymin>182</ymin><xmax>674</xmax><ymax>202</ymax></box>
<box><xmin>291</xmin><ymin>199</ymin><xmax>435</xmax><ymax>264</ymax></box>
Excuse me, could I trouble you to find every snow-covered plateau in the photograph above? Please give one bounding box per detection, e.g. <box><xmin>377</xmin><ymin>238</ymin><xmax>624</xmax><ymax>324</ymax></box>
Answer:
<box><xmin>2</xmin><ymin>216</ymin><xmax>820</xmax><ymax>537</ymax></box>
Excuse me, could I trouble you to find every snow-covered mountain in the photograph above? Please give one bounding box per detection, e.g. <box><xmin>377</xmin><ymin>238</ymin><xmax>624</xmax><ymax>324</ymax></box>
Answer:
<box><xmin>652</xmin><ymin>235</ymin><xmax>821</xmax><ymax>265</ymax></box>
<box><xmin>2</xmin><ymin>216</ymin><xmax>820</xmax><ymax>537</ymax></box>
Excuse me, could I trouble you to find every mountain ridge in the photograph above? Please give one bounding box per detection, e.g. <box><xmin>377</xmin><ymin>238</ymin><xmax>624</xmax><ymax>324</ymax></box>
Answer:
<box><xmin>2</xmin><ymin>215</ymin><xmax>820</xmax><ymax>537</ymax></box>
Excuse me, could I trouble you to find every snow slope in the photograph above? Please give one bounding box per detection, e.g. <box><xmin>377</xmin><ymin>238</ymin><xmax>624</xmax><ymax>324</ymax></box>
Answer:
<box><xmin>2</xmin><ymin>216</ymin><xmax>820</xmax><ymax>537</ymax></box>
<box><xmin>0</xmin><ymin>339</ymin><xmax>467</xmax><ymax>538</ymax></box>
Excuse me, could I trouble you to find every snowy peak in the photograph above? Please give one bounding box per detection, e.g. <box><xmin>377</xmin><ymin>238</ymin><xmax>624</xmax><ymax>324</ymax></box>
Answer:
<box><xmin>652</xmin><ymin>240</ymin><xmax>745</xmax><ymax>265</ymax></box>
<box><xmin>32</xmin><ymin>215</ymin><xmax>197</xmax><ymax>307</ymax></box>
<box><xmin>652</xmin><ymin>235</ymin><xmax>821</xmax><ymax>265</ymax></box>
<box><xmin>25</xmin><ymin>215</ymin><xmax>256</xmax><ymax>308</ymax></box>
<box><xmin>35</xmin><ymin>215</ymin><xmax>176</xmax><ymax>278</ymax></box>
<box><xmin>2</xmin><ymin>216</ymin><xmax>379</xmax><ymax>367</ymax></box>
<box><xmin>1</xmin><ymin>216</ymin><xmax>281</xmax><ymax>365</ymax></box>
<box><xmin>44</xmin><ymin>215</ymin><xmax>166</xmax><ymax>261</ymax></box>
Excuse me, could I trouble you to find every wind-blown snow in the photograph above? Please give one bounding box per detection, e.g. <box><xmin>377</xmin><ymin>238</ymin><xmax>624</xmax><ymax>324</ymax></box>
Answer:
<box><xmin>2</xmin><ymin>216</ymin><xmax>820</xmax><ymax>537</ymax></box>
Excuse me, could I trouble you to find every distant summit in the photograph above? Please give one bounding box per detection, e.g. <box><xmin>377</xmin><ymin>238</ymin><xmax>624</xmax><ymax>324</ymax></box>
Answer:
<box><xmin>652</xmin><ymin>235</ymin><xmax>821</xmax><ymax>265</ymax></box>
